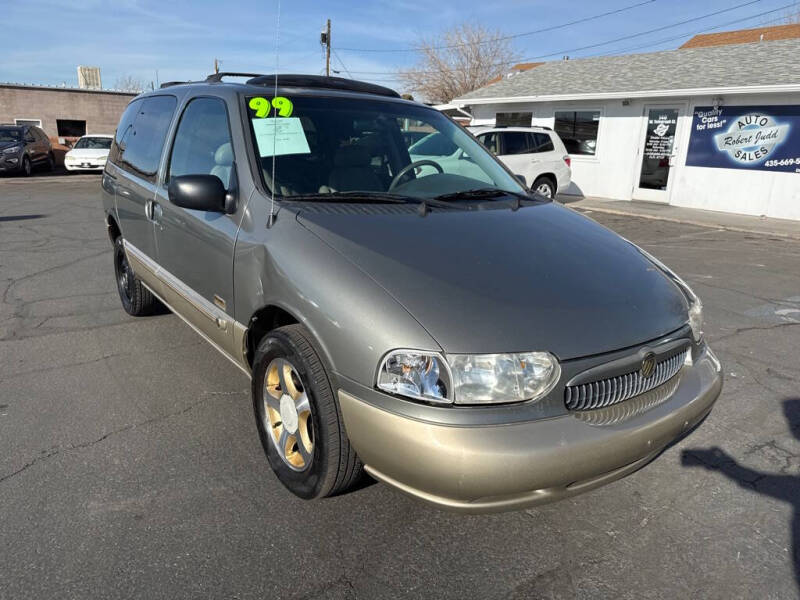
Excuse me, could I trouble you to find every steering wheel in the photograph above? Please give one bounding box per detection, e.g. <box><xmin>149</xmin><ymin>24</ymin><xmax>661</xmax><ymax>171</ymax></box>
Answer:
<box><xmin>389</xmin><ymin>160</ymin><xmax>444</xmax><ymax>190</ymax></box>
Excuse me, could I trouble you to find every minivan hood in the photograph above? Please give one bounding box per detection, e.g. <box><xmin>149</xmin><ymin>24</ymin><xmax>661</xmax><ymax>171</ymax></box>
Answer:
<box><xmin>297</xmin><ymin>202</ymin><xmax>688</xmax><ymax>359</ymax></box>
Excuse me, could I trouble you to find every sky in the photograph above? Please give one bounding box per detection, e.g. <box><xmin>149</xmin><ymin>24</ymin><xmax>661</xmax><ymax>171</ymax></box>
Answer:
<box><xmin>2</xmin><ymin>0</ymin><xmax>798</xmax><ymax>96</ymax></box>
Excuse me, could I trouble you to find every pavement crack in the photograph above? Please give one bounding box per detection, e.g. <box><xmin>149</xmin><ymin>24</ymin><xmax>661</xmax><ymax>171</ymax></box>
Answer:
<box><xmin>0</xmin><ymin>391</ymin><xmax>241</xmax><ymax>486</ymax></box>
<box><xmin>743</xmin><ymin>440</ymin><xmax>798</xmax><ymax>475</ymax></box>
<box><xmin>713</xmin><ymin>321</ymin><xmax>800</xmax><ymax>343</ymax></box>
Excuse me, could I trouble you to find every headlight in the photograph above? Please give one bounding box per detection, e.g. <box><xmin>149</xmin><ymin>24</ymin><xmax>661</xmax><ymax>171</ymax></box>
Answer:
<box><xmin>634</xmin><ymin>244</ymin><xmax>703</xmax><ymax>342</ymax></box>
<box><xmin>376</xmin><ymin>349</ymin><xmax>560</xmax><ymax>405</ymax></box>
<box><xmin>2</xmin><ymin>145</ymin><xmax>21</xmax><ymax>155</ymax></box>
<box><xmin>376</xmin><ymin>350</ymin><xmax>451</xmax><ymax>404</ymax></box>
<box><xmin>447</xmin><ymin>352</ymin><xmax>560</xmax><ymax>404</ymax></box>
<box><xmin>688</xmin><ymin>297</ymin><xmax>703</xmax><ymax>342</ymax></box>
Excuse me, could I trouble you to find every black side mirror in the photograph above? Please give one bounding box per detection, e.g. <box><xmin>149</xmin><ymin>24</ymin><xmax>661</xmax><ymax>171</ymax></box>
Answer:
<box><xmin>168</xmin><ymin>175</ymin><xmax>227</xmax><ymax>213</ymax></box>
<box><xmin>514</xmin><ymin>174</ymin><xmax>527</xmax><ymax>187</ymax></box>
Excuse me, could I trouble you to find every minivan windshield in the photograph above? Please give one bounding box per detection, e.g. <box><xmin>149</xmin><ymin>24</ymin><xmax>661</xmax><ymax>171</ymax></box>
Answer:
<box><xmin>244</xmin><ymin>95</ymin><xmax>524</xmax><ymax>200</ymax></box>
<box><xmin>74</xmin><ymin>136</ymin><xmax>112</xmax><ymax>150</ymax></box>
<box><xmin>0</xmin><ymin>128</ymin><xmax>22</xmax><ymax>142</ymax></box>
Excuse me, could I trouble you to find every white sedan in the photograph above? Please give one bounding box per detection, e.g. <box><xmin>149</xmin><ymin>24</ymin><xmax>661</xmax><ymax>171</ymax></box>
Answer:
<box><xmin>64</xmin><ymin>134</ymin><xmax>113</xmax><ymax>172</ymax></box>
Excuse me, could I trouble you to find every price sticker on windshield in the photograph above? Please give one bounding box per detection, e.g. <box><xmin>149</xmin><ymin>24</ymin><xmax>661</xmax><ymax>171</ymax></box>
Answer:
<box><xmin>248</xmin><ymin>96</ymin><xmax>294</xmax><ymax>118</ymax></box>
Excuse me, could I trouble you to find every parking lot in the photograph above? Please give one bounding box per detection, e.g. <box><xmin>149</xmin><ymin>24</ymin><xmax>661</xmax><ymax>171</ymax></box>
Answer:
<box><xmin>1</xmin><ymin>175</ymin><xmax>798</xmax><ymax>599</ymax></box>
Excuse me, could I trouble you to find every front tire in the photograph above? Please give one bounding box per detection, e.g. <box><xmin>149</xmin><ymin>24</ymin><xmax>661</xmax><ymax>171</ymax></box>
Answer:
<box><xmin>20</xmin><ymin>156</ymin><xmax>32</xmax><ymax>177</ymax></box>
<box><xmin>532</xmin><ymin>176</ymin><xmax>555</xmax><ymax>199</ymax></box>
<box><xmin>113</xmin><ymin>236</ymin><xmax>159</xmax><ymax>316</ymax></box>
<box><xmin>252</xmin><ymin>324</ymin><xmax>362</xmax><ymax>499</ymax></box>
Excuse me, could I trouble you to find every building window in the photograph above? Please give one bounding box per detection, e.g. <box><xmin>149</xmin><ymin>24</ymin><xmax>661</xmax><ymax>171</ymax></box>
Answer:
<box><xmin>14</xmin><ymin>118</ymin><xmax>42</xmax><ymax>127</ymax></box>
<box><xmin>554</xmin><ymin>110</ymin><xmax>600</xmax><ymax>155</ymax></box>
<box><xmin>57</xmin><ymin>119</ymin><xmax>87</xmax><ymax>137</ymax></box>
<box><xmin>496</xmin><ymin>112</ymin><xmax>532</xmax><ymax>127</ymax></box>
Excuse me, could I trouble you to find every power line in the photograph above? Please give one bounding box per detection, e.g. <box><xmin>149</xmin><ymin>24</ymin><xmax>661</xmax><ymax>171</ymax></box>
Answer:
<box><xmin>588</xmin><ymin>2</ymin><xmax>798</xmax><ymax>57</ymax></box>
<box><xmin>340</xmin><ymin>0</ymin><xmax>765</xmax><ymax>75</ymax></box>
<box><xmin>337</xmin><ymin>0</ymin><xmax>659</xmax><ymax>53</ymax></box>
<box><xmin>353</xmin><ymin>3</ymin><xmax>797</xmax><ymax>89</ymax></box>
<box><xmin>331</xmin><ymin>48</ymin><xmax>353</xmax><ymax>78</ymax></box>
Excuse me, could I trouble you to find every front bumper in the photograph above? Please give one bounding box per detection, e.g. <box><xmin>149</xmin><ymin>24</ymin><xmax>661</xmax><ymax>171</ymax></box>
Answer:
<box><xmin>65</xmin><ymin>160</ymin><xmax>106</xmax><ymax>171</ymax></box>
<box><xmin>338</xmin><ymin>347</ymin><xmax>722</xmax><ymax>513</ymax></box>
<box><xmin>0</xmin><ymin>153</ymin><xmax>22</xmax><ymax>172</ymax></box>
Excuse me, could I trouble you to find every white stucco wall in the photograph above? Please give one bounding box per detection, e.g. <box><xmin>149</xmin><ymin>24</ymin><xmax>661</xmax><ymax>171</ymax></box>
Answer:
<box><xmin>467</xmin><ymin>92</ymin><xmax>800</xmax><ymax>221</ymax></box>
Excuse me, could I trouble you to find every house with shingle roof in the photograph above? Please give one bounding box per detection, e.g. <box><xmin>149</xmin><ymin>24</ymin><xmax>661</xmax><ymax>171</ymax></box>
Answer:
<box><xmin>452</xmin><ymin>37</ymin><xmax>800</xmax><ymax>221</ymax></box>
<box><xmin>679</xmin><ymin>23</ymin><xmax>800</xmax><ymax>49</ymax></box>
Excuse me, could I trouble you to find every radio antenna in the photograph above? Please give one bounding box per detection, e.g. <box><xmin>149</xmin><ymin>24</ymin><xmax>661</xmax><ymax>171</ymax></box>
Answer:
<box><xmin>268</xmin><ymin>0</ymin><xmax>281</xmax><ymax>227</ymax></box>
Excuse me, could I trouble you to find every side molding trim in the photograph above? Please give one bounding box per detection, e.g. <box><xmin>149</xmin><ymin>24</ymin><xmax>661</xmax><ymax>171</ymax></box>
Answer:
<box><xmin>123</xmin><ymin>240</ymin><xmax>251</xmax><ymax>378</ymax></box>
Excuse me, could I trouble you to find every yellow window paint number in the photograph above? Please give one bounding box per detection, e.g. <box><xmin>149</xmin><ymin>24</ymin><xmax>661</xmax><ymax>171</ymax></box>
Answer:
<box><xmin>271</xmin><ymin>96</ymin><xmax>293</xmax><ymax>117</ymax></box>
<box><xmin>248</xmin><ymin>96</ymin><xmax>271</xmax><ymax>118</ymax></box>
<box><xmin>249</xmin><ymin>96</ymin><xmax>294</xmax><ymax>118</ymax></box>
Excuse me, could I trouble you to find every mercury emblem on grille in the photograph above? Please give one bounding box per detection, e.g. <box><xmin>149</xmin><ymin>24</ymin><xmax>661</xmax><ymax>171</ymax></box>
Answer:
<box><xmin>640</xmin><ymin>352</ymin><xmax>657</xmax><ymax>378</ymax></box>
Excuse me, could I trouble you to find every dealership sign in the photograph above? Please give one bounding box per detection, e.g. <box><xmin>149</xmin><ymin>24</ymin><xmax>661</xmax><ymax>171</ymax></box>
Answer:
<box><xmin>686</xmin><ymin>105</ymin><xmax>800</xmax><ymax>173</ymax></box>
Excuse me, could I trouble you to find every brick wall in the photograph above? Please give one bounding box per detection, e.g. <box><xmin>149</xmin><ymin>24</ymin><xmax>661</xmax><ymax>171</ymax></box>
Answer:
<box><xmin>0</xmin><ymin>85</ymin><xmax>137</xmax><ymax>138</ymax></box>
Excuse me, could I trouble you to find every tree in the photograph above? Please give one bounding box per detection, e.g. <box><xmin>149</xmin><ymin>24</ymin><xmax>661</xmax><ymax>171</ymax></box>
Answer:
<box><xmin>398</xmin><ymin>23</ymin><xmax>519</xmax><ymax>104</ymax></box>
<box><xmin>114</xmin><ymin>75</ymin><xmax>147</xmax><ymax>93</ymax></box>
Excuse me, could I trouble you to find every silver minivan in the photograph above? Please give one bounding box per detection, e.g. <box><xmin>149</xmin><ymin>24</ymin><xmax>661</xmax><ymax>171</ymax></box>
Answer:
<box><xmin>102</xmin><ymin>74</ymin><xmax>722</xmax><ymax>512</ymax></box>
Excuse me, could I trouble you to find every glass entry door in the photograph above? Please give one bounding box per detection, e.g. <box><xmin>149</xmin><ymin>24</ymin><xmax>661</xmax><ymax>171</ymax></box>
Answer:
<box><xmin>633</xmin><ymin>106</ymin><xmax>682</xmax><ymax>202</ymax></box>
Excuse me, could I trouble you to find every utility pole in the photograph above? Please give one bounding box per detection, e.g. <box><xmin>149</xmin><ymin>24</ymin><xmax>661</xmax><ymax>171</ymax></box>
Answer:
<box><xmin>321</xmin><ymin>19</ymin><xmax>331</xmax><ymax>77</ymax></box>
<box><xmin>214</xmin><ymin>58</ymin><xmax>220</xmax><ymax>74</ymax></box>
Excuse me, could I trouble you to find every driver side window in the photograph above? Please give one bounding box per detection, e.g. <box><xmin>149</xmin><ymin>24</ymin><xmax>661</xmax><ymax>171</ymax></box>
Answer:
<box><xmin>168</xmin><ymin>97</ymin><xmax>234</xmax><ymax>189</ymax></box>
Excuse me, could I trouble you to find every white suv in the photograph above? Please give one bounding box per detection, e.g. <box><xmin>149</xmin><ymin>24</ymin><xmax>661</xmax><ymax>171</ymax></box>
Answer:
<box><xmin>471</xmin><ymin>127</ymin><xmax>572</xmax><ymax>198</ymax></box>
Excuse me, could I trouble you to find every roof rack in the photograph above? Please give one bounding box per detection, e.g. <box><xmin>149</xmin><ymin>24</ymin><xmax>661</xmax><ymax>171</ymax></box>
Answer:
<box><xmin>205</xmin><ymin>72</ymin><xmax>266</xmax><ymax>83</ymax></box>
<box><xmin>245</xmin><ymin>74</ymin><xmax>400</xmax><ymax>98</ymax></box>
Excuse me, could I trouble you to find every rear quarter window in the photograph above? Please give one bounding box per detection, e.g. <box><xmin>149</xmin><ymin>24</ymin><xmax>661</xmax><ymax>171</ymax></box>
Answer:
<box><xmin>117</xmin><ymin>96</ymin><xmax>177</xmax><ymax>182</ymax></box>
<box><xmin>108</xmin><ymin>99</ymin><xmax>142</xmax><ymax>168</ymax></box>
<box><xmin>534</xmin><ymin>132</ymin><xmax>555</xmax><ymax>152</ymax></box>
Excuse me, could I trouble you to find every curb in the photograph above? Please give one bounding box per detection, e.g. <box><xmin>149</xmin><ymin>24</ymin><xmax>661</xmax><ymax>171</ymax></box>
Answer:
<box><xmin>572</xmin><ymin>204</ymin><xmax>800</xmax><ymax>242</ymax></box>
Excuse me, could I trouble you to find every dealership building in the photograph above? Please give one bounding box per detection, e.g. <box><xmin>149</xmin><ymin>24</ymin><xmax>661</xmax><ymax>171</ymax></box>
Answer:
<box><xmin>454</xmin><ymin>33</ymin><xmax>800</xmax><ymax>221</ymax></box>
<box><xmin>0</xmin><ymin>83</ymin><xmax>135</xmax><ymax>142</ymax></box>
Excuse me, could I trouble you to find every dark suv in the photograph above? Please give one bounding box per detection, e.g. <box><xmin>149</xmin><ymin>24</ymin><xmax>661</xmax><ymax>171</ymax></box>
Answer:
<box><xmin>101</xmin><ymin>74</ymin><xmax>721</xmax><ymax>512</ymax></box>
<box><xmin>0</xmin><ymin>124</ymin><xmax>54</xmax><ymax>176</ymax></box>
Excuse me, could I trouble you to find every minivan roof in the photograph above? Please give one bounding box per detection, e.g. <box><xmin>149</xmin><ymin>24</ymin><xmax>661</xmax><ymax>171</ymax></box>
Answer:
<box><xmin>152</xmin><ymin>73</ymin><xmax>402</xmax><ymax>101</ymax></box>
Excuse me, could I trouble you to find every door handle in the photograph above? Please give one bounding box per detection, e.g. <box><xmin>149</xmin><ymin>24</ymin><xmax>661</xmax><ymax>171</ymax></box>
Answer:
<box><xmin>145</xmin><ymin>200</ymin><xmax>163</xmax><ymax>229</ymax></box>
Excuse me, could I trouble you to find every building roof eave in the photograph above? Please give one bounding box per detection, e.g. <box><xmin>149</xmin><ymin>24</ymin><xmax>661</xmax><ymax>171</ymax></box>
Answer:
<box><xmin>453</xmin><ymin>83</ymin><xmax>800</xmax><ymax>107</ymax></box>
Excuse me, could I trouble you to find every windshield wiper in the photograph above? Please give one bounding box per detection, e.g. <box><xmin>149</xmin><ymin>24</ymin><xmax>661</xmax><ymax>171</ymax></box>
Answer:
<box><xmin>434</xmin><ymin>188</ymin><xmax>538</xmax><ymax>211</ymax></box>
<box><xmin>284</xmin><ymin>191</ymin><xmax>414</xmax><ymax>203</ymax></box>
<box><xmin>283</xmin><ymin>191</ymin><xmax>466</xmax><ymax>215</ymax></box>
<box><xmin>434</xmin><ymin>188</ymin><xmax>529</xmax><ymax>202</ymax></box>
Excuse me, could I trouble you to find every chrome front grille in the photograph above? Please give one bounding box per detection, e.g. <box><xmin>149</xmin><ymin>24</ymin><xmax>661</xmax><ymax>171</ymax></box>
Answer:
<box><xmin>565</xmin><ymin>348</ymin><xmax>688</xmax><ymax>411</ymax></box>
<box><xmin>572</xmin><ymin>373</ymin><xmax>682</xmax><ymax>426</ymax></box>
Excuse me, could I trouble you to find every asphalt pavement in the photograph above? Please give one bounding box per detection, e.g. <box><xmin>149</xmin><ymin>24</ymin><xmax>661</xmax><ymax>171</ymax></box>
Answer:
<box><xmin>1</xmin><ymin>175</ymin><xmax>798</xmax><ymax>599</ymax></box>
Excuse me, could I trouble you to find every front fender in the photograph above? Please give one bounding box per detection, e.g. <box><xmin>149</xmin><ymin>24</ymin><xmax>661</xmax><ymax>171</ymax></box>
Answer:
<box><xmin>233</xmin><ymin>201</ymin><xmax>441</xmax><ymax>386</ymax></box>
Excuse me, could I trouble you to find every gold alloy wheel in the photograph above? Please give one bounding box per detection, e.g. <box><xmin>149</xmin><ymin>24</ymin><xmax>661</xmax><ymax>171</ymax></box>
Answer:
<box><xmin>262</xmin><ymin>358</ymin><xmax>314</xmax><ymax>471</ymax></box>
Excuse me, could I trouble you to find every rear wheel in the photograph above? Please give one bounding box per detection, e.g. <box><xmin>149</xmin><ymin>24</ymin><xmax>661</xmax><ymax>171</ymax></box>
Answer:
<box><xmin>46</xmin><ymin>153</ymin><xmax>55</xmax><ymax>172</ymax></box>
<box><xmin>113</xmin><ymin>236</ymin><xmax>159</xmax><ymax>316</ymax></box>
<box><xmin>532</xmin><ymin>176</ymin><xmax>555</xmax><ymax>199</ymax></box>
<box><xmin>252</xmin><ymin>324</ymin><xmax>362</xmax><ymax>499</ymax></box>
